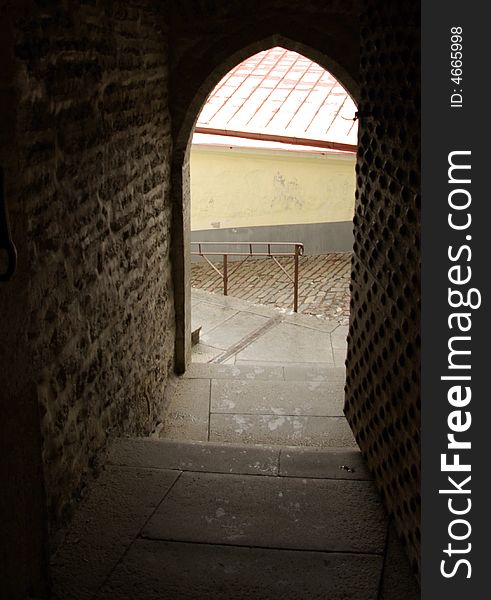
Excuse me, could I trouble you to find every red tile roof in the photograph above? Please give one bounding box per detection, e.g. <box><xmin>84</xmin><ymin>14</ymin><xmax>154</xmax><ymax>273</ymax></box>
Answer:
<box><xmin>193</xmin><ymin>47</ymin><xmax>358</xmax><ymax>153</ymax></box>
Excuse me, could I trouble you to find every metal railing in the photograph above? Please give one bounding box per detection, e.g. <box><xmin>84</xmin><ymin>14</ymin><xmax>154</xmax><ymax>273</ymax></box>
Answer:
<box><xmin>191</xmin><ymin>241</ymin><xmax>304</xmax><ymax>312</ymax></box>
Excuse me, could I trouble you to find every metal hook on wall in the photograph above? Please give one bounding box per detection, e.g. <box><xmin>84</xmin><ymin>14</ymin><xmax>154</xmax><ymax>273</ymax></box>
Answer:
<box><xmin>0</xmin><ymin>167</ymin><xmax>18</xmax><ymax>282</ymax></box>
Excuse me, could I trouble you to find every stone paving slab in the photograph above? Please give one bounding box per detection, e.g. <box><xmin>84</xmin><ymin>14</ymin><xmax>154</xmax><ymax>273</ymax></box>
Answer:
<box><xmin>108</xmin><ymin>438</ymin><xmax>280</xmax><ymax>476</ymax></box>
<box><xmin>235</xmin><ymin>321</ymin><xmax>335</xmax><ymax>364</ymax></box>
<box><xmin>282</xmin><ymin>311</ymin><xmax>340</xmax><ymax>333</ymax></box>
<box><xmin>191</xmin><ymin>342</ymin><xmax>224</xmax><ymax>363</ymax></box>
<box><xmin>234</xmin><ymin>359</ymin><xmax>333</xmax><ymax>369</ymax></box>
<box><xmin>50</xmin><ymin>466</ymin><xmax>179</xmax><ymax>600</ymax></box>
<box><xmin>183</xmin><ymin>362</ymin><xmax>285</xmax><ymax>381</ymax></box>
<box><xmin>210</xmin><ymin>379</ymin><xmax>344</xmax><ymax>416</ymax></box>
<box><xmin>95</xmin><ymin>539</ymin><xmax>383</xmax><ymax>600</ymax></box>
<box><xmin>192</xmin><ymin>288</ymin><xmax>283</xmax><ymax>318</ymax></box>
<box><xmin>201</xmin><ymin>312</ymin><xmax>270</xmax><ymax>350</ymax></box>
<box><xmin>161</xmin><ymin>379</ymin><xmax>210</xmax><ymax>441</ymax></box>
<box><xmin>283</xmin><ymin>364</ymin><xmax>345</xmax><ymax>381</ymax></box>
<box><xmin>279</xmin><ymin>447</ymin><xmax>371</xmax><ymax>480</ymax></box>
<box><xmin>209</xmin><ymin>414</ymin><xmax>357</xmax><ymax>447</ymax></box>
<box><xmin>192</xmin><ymin>301</ymin><xmax>238</xmax><ymax>334</ymax></box>
<box><xmin>163</xmin><ymin>365</ymin><xmax>355</xmax><ymax>445</ymax></box>
<box><xmin>142</xmin><ymin>471</ymin><xmax>387</xmax><ymax>554</ymax></box>
<box><xmin>183</xmin><ymin>362</ymin><xmax>346</xmax><ymax>383</ymax></box>
<box><xmin>222</xmin><ymin>356</ymin><xmax>237</xmax><ymax>364</ymax></box>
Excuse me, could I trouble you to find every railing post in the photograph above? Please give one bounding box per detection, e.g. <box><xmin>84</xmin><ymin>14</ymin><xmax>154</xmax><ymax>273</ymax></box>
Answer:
<box><xmin>223</xmin><ymin>254</ymin><xmax>228</xmax><ymax>296</ymax></box>
<box><xmin>293</xmin><ymin>244</ymin><xmax>299</xmax><ymax>312</ymax></box>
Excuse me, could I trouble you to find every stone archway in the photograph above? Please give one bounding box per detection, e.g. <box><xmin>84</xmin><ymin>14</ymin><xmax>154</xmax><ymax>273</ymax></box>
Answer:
<box><xmin>170</xmin><ymin>33</ymin><xmax>360</xmax><ymax>372</ymax></box>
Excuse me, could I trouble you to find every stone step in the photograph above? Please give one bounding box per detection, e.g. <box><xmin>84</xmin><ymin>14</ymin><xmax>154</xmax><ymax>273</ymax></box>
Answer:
<box><xmin>107</xmin><ymin>437</ymin><xmax>371</xmax><ymax>480</ymax></box>
<box><xmin>162</xmin><ymin>362</ymin><xmax>354</xmax><ymax>447</ymax></box>
<box><xmin>52</xmin><ymin>437</ymin><xmax>419</xmax><ymax>600</ymax></box>
<box><xmin>183</xmin><ymin>361</ymin><xmax>345</xmax><ymax>382</ymax></box>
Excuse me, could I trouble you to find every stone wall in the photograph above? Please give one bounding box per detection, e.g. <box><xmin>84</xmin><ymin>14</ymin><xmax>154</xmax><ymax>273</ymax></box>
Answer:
<box><xmin>12</xmin><ymin>0</ymin><xmax>174</xmax><ymax>527</ymax></box>
<box><xmin>344</xmin><ymin>0</ymin><xmax>421</xmax><ymax>576</ymax></box>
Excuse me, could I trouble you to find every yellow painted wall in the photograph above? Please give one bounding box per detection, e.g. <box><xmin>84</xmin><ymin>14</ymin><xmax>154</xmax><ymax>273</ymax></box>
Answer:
<box><xmin>190</xmin><ymin>145</ymin><xmax>356</xmax><ymax>231</ymax></box>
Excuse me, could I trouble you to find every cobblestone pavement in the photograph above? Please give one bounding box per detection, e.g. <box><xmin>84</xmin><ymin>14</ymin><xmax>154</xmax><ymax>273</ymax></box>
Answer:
<box><xmin>191</xmin><ymin>252</ymin><xmax>352</xmax><ymax>325</ymax></box>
